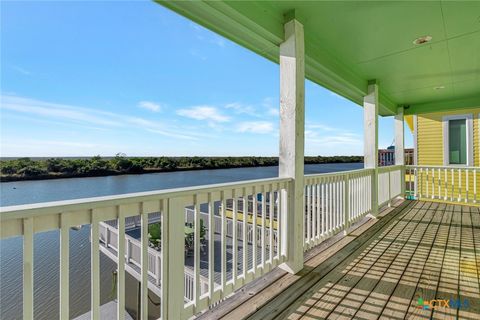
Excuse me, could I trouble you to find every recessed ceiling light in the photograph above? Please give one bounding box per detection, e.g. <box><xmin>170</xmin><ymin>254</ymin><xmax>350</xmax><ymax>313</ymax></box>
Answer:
<box><xmin>413</xmin><ymin>35</ymin><xmax>433</xmax><ymax>45</ymax></box>
<box><xmin>434</xmin><ymin>85</ymin><xmax>445</xmax><ymax>90</ymax></box>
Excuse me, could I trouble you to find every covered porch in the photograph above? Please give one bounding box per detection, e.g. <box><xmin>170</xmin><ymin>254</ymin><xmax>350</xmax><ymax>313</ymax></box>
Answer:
<box><xmin>200</xmin><ymin>200</ymin><xmax>480</xmax><ymax>320</ymax></box>
<box><xmin>1</xmin><ymin>1</ymin><xmax>479</xmax><ymax>320</ymax></box>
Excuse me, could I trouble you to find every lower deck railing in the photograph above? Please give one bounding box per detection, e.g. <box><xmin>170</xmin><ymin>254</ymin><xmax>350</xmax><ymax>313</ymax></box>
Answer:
<box><xmin>99</xmin><ymin>221</ymin><xmax>210</xmax><ymax>302</ymax></box>
<box><xmin>0</xmin><ymin>164</ymin><xmax>475</xmax><ymax>319</ymax></box>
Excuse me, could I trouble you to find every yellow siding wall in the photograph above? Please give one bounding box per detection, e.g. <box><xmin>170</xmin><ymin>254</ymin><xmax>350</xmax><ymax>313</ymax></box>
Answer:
<box><xmin>416</xmin><ymin>108</ymin><xmax>480</xmax><ymax>203</ymax></box>
<box><xmin>417</xmin><ymin>108</ymin><xmax>480</xmax><ymax>167</ymax></box>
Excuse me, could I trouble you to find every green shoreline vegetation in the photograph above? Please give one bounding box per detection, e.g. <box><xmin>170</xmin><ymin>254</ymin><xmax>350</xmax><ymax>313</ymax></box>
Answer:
<box><xmin>0</xmin><ymin>154</ymin><xmax>363</xmax><ymax>182</ymax></box>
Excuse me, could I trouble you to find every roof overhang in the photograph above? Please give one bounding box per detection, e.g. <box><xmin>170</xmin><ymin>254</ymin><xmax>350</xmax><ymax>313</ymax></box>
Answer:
<box><xmin>156</xmin><ymin>1</ymin><xmax>480</xmax><ymax>116</ymax></box>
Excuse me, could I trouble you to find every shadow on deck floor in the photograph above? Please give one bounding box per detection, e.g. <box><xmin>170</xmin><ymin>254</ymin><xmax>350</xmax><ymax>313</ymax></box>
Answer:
<box><xmin>199</xmin><ymin>200</ymin><xmax>480</xmax><ymax>320</ymax></box>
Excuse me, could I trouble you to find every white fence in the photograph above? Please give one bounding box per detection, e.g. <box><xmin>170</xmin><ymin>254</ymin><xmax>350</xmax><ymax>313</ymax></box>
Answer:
<box><xmin>0</xmin><ymin>167</ymin><xmax>412</xmax><ymax>320</ymax></box>
<box><xmin>0</xmin><ymin>177</ymin><xmax>289</xmax><ymax>320</ymax></box>
<box><xmin>303</xmin><ymin>168</ymin><xmax>374</xmax><ymax>250</ymax></box>
<box><xmin>406</xmin><ymin>165</ymin><xmax>478</xmax><ymax>204</ymax></box>
<box><xmin>185</xmin><ymin>207</ymin><xmax>279</xmax><ymax>252</ymax></box>
<box><xmin>378</xmin><ymin>165</ymin><xmax>403</xmax><ymax>207</ymax></box>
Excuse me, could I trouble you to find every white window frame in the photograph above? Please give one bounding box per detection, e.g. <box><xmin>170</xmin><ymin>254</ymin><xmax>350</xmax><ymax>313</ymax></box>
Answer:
<box><xmin>442</xmin><ymin>114</ymin><xmax>473</xmax><ymax>166</ymax></box>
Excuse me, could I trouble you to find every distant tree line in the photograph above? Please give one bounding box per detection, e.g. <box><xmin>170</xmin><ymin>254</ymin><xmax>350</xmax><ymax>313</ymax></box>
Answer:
<box><xmin>0</xmin><ymin>154</ymin><xmax>363</xmax><ymax>181</ymax></box>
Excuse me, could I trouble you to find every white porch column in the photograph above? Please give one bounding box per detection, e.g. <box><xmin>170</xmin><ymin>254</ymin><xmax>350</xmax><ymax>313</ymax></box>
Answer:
<box><xmin>395</xmin><ymin>106</ymin><xmax>406</xmax><ymax>196</ymax></box>
<box><xmin>395</xmin><ymin>107</ymin><xmax>405</xmax><ymax>166</ymax></box>
<box><xmin>364</xmin><ymin>81</ymin><xmax>379</xmax><ymax>216</ymax></box>
<box><xmin>279</xmin><ymin>17</ymin><xmax>305</xmax><ymax>274</ymax></box>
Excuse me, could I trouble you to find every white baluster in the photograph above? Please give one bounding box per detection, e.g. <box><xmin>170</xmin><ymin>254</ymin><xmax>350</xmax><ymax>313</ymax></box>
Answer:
<box><xmin>466</xmin><ymin>169</ymin><xmax>469</xmax><ymax>203</ymax></box>
<box><xmin>458</xmin><ymin>169</ymin><xmax>462</xmax><ymax>202</ymax></box>
<box><xmin>344</xmin><ymin>173</ymin><xmax>350</xmax><ymax>235</ymax></box>
<box><xmin>23</xmin><ymin>217</ymin><xmax>34</xmax><ymax>320</ymax></box>
<box><xmin>60</xmin><ymin>214</ymin><xmax>70</xmax><ymax>320</ymax></box>
<box><xmin>91</xmin><ymin>210</ymin><xmax>100</xmax><ymax>320</ymax></box>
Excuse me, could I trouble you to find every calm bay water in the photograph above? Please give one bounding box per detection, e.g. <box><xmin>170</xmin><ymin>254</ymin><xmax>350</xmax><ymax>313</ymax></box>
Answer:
<box><xmin>0</xmin><ymin>163</ymin><xmax>362</xmax><ymax>319</ymax></box>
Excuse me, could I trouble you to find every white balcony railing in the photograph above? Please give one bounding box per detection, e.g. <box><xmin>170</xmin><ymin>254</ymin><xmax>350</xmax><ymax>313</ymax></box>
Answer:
<box><xmin>378</xmin><ymin>165</ymin><xmax>403</xmax><ymax>207</ymax></box>
<box><xmin>303</xmin><ymin>168</ymin><xmax>374</xmax><ymax>251</ymax></box>
<box><xmin>0</xmin><ymin>166</ymin><xmax>418</xmax><ymax>319</ymax></box>
<box><xmin>406</xmin><ymin>165</ymin><xmax>478</xmax><ymax>204</ymax></box>
<box><xmin>0</xmin><ymin>177</ymin><xmax>290</xmax><ymax>320</ymax></box>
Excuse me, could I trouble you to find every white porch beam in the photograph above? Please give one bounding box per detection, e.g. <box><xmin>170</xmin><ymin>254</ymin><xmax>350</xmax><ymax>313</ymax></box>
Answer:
<box><xmin>364</xmin><ymin>81</ymin><xmax>379</xmax><ymax>215</ymax></box>
<box><xmin>279</xmin><ymin>17</ymin><xmax>304</xmax><ymax>274</ymax></box>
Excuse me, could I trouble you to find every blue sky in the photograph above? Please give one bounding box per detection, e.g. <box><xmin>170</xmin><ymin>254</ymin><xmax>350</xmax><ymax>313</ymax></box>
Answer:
<box><xmin>0</xmin><ymin>1</ymin><xmax>412</xmax><ymax>157</ymax></box>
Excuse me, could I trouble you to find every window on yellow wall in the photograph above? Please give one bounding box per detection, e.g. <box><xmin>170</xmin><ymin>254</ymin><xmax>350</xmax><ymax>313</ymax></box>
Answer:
<box><xmin>448</xmin><ymin>119</ymin><xmax>467</xmax><ymax>164</ymax></box>
<box><xmin>443</xmin><ymin>114</ymin><xmax>473</xmax><ymax>166</ymax></box>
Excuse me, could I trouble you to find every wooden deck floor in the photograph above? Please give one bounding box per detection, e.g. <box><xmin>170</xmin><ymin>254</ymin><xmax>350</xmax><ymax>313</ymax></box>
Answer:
<box><xmin>200</xmin><ymin>201</ymin><xmax>480</xmax><ymax>320</ymax></box>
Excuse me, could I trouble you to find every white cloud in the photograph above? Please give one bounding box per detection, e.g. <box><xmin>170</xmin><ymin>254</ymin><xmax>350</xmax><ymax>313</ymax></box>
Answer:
<box><xmin>10</xmin><ymin>65</ymin><xmax>32</xmax><ymax>76</ymax></box>
<box><xmin>267</xmin><ymin>108</ymin><xmax>279</xmax><ymax>116</ymax></box>
<box><xmin>190</xmin><ymin>23</ymin><xmax>227</xmax><ymax>48</ymax></box>
<box><xmin>138</xmin><ymin>101</ymin><xmax>162</xmax><ymax>112</ymax></box>
<box><xmin>236</xmin><ymin>121</ymin><xmax>274</xmax><ymax>134</ymax></box>
<box><xmin>224</xmin><ymin>99</ymin><xmax>280</xmax><ymax>118</ymax></box>
<box><xmin>306</xmin><ymin>123</ymin><xmax>336</xmax><ymax>131</ymax></box>
<box><xmin>305</xmin><ymin>132</ymin><xmax>363</xmax><ymax>156</ymax></box>
<box><xmin>262</xmin><ymin>97</ymin><xmax>279</xmax><ymax>117</ymax></box>
<box><xmin>0</xmin><ymin>138</ymin><xmax>103</xmax><ymax>157</ymax></box>
<box><xmin>306</xmin><ymin>132</ymin><xmax>362</xmax><ymax>145</ymax></box>
<box><xmin>1</xmin><ymin>95</ymin><xmax>120</xmax><ymax>127</ymax></box>
<box><xmin>4</xmin><ymin>113</ymin><xmax>110</xmax><ymax>132</ymax></box>
<box><xmin>190</xmin><ymin>23</ymin><xmax>202</xmax><ymax>31</ymax></box>
<box><xmin>36</xmin><ymin>140</ymin><xmax>99</xmax><ymax>148</ymax></box>
<box><xmin>306</xmin><ymin>125</ymin><xmax>361</xmax><ymax>146</ymax></box>
<box><xmin>146</xmin><ymin>129</ymin><xmax>198</xmax><ymax>140</ymax></box>
<box><xmin>0</xmin><ymin>95</ymin><xmax>199</xmax><ymax>140</ymax></box>
<box><xmin>225</xmin><ymin>102</ymin><xmax>257</xmax><ymax>116</ymax></box>
<box><xmin>177</xmin><ymin>105</ymin><xmax>230</xmax><ymax>122</ymax></box>
<box><xmin>189</xmin><ymin>49</ymin><xmax>207</xmax><ymax>61</ymax></box>
<box><xmin>211</xmin><ymin>36</ymin><xmax>226</xmax><ymax>48</ymax></box>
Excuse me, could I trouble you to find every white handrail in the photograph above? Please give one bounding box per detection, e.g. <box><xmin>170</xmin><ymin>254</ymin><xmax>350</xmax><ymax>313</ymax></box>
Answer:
<box><xmin>406</xmin><ymin>165</ymin><xmax>478</xmax><ymax>204</ymax></box>
<box><xmin>304</xmin><ymin>167</ymin><xmax>374</xmax><ymax>179</ymax></box>
<box><xmin>408</xmin><ymin>165</ymin><xmax>479</xmax><ymax>170</ymax></box>
<box><xmin>0</xmin><ymin>177</ymin><xmax>291</xmax><ymax>216</ymax></box>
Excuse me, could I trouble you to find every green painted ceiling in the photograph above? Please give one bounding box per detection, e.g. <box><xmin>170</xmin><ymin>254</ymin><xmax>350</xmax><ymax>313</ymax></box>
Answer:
<box><xmin>157</xmin><ymin>1</ymin><xmax>480</xmax><ymax>116</ymax></box>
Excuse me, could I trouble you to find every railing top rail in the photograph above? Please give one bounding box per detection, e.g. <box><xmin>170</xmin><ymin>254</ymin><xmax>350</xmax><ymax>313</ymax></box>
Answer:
<box><xmin>406</xmin><ymin>165</ymin><xmax>479</xmax><ymax>170</ymax></box>
<box><xmin>0</xmin><ymin>176</ymin><xmax>292</xmax><ymax>221</ymax></box>
<box><xmin>304</xmin><ymin>167</ymin><xmax>373</xmax><ymax>179</ymax></box>
<box><xmin>378</xmin><ymin>164</ymin><xmax>404</xmax><ymax>172</ymax></box>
